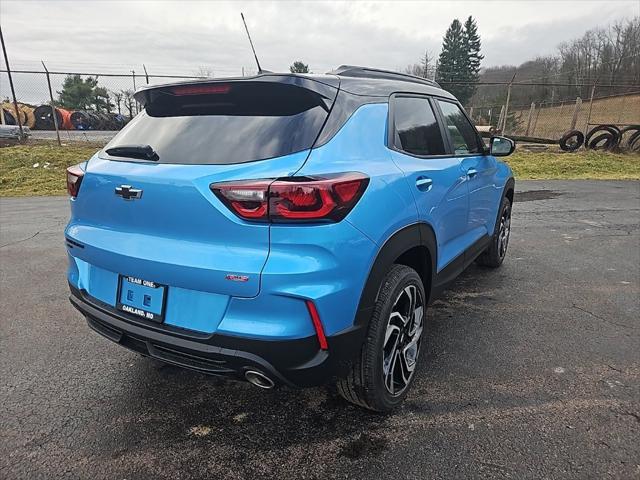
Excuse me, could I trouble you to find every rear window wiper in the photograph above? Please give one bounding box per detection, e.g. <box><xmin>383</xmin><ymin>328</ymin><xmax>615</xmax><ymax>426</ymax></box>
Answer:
<box><xmin>105</xmin><ymin>144</ymin><xmax>159</xmax><ymax>161</ymax></box>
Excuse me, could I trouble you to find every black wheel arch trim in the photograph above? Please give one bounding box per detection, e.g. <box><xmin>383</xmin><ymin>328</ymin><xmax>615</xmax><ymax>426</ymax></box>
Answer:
<box><xmin>354</xmin><ymin>223</ymin><xmax>436</xmax><ymax>328</ymax></box>
<box><xmin>504</xmin><ymin>177</ymin><xmax>515</xmax><ymax>202</ymax></box>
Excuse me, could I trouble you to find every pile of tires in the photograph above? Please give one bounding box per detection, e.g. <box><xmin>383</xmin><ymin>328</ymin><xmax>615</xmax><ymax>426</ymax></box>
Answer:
<box><xmin>3</xmin><ymin>102</ymin><xmax>128</xmax><ymax>131</ymax></box>
<box><xmin>70</xmin><ymin>110</ymin><xmax>128</xmax><ymax>130</ymax></box>
<box><xmin>1</xmin><ymin>103</ymin><xmax>36</xmax><ymax>128</ymax></box>
<box><xmin>33</xmin><ymin>105</ymin><xmax>74</xmax><ymax>130</ymax></box>
<box><xmin>559</xmin><ymin>124</ymin><xmax>640</xmax><ymax>152</ymax></box>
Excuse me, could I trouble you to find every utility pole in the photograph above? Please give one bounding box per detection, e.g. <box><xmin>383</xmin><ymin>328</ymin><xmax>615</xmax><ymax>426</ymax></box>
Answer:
<box><xmin>0</xmin><ymin>26</ymin><xmax>23</xmax><ymax>138</ymax></box>
<box><xmin>41</xmin><ymin>61</ymin><xmax>61</xmax><ymax>146</ymax></box>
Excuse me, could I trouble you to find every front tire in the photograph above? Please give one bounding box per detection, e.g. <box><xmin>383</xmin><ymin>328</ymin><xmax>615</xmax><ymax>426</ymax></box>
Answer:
<box><xmin>337</xmin><ymin>264</ymin><xmax>426</xmax><ymax>412</ymax></box>
<box><xmin>476</xmin><ymin>195</ymin><xmax>512</xmax><ymax>268</ymax></box>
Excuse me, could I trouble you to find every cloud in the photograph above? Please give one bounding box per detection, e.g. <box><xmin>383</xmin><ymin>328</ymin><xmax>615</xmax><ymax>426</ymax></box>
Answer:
<box><xmin>1</xmin><ymin>0</ymin><xmax>637</xmax><ymax>76</ymax></box>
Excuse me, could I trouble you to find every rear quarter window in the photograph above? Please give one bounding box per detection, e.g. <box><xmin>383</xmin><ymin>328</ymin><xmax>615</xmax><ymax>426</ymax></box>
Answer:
<box><xmin>102</xmin><ymin>82</ymin><xmax>331</xmax><ymax>165</ymax></box>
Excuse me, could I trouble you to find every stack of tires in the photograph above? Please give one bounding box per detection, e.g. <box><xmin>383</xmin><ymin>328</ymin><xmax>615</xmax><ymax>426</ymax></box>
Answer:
<box><xmin>2</xmin><ymin>102</ymin><xmax>128</xmax><ymax>131</ymax></box>
<box><xmin>33</xmin><ymin>105</ymin><xmax>74</xmax><ymax>130</ymax></box>
<box><xmin>559</xmin><ymin>125</ymin><xmax>640</xmax><ymax>152</ymax></box>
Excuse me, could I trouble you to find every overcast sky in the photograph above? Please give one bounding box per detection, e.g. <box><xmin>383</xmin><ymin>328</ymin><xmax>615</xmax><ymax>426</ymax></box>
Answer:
<box><xmin>1</xmin><ymin>0</ymin><xmax>638</xmax><ymax>77</ymax></box>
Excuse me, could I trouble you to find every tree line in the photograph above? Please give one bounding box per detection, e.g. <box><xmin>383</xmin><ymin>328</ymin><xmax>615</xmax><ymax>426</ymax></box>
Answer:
<box><xmin>403</xmin><ymin>16</ymin><xmax>639</xmax><ymax>109</ymax></box>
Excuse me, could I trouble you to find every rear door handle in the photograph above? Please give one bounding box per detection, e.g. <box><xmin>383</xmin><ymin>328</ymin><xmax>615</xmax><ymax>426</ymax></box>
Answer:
<box><xmin>416</xmin><ymin>177</ymin><xmax>433</xmax><ymax>191</ymax></box>
<box><xmin>466</xmin><ymin>168</ymin><xmax>478</xmax><ymax>178</ymax></box>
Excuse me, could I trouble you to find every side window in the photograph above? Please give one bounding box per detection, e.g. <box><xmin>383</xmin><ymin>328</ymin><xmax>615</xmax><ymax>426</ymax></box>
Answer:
<box><xmin>436</xmin><ymin>100</ymin><xmax>483</xmax><ymax>154</ymax></box>
<box><xmin>393</xmin><ymin>96</ymin><xmax>446</xmax><ymax>156</ymax></box>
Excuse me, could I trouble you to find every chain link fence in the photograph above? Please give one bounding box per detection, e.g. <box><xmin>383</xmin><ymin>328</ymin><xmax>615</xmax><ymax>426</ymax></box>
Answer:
<box><xmin>465</xmin><ymin>83</ymin><xmax>639</xmax><ymax>142</ymax></box>
<box><xmin>0</xmin><ymin>70</ymin><xmax>208</xmax><ymax>135</ymax></box>
<box><xmin>1</xmin><ymin>69</ymin><xmax>638</xmax><ymax>146</ymax></box>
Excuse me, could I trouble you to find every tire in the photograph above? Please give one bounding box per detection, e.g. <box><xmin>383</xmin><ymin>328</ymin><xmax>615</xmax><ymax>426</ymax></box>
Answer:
<box><xmin>476</xmin><ymin>196</ymin><xmax>512</xmax><ymax>268</ymax></box>
<box><xmin>585</xmin><ymin>125</ymin><xmax>620</xmax><ymax>150</ymax></box>
<box><xmin>559</xmin><ymin>129</ymin><xmax>584</xmax><ymax>152</ymax></box>
<box><xmin>336</xmin><ymin>264</ymin><xmax>426</xmax><ymax>412</ymax></box>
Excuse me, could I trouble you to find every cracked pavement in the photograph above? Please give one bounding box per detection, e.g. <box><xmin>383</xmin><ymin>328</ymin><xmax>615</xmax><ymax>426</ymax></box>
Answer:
<box><xmin>1</xmin><ymin>180</ymin><xmax>639</xmax><ymax>479</ymax></box>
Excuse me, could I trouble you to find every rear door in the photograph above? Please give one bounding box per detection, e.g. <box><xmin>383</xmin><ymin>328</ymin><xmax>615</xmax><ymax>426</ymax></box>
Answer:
<box><xmin>67</xmin><ymin>79</ymin><xmax>337</xmax><ymax>299</ymax></box>
<box><xmin>387</xmin><ymin>94</ymin><xmax>470</xmax><ymax>272</ymax></box>
<box><xmin>435</xmin><ymin>99</ymin><xmax>498</xmax><ymax>238</ymax></box>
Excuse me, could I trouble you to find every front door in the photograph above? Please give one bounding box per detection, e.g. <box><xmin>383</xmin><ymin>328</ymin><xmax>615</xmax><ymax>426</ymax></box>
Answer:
<box><xmin>387</xmin><ymin>94</ymin><xmax>470</xmax><ymax>273</ymax></box>
<box><xmin>436</xmin><ymin>99</ymin><xmax>498</xmax><ymax>238</ymax></box>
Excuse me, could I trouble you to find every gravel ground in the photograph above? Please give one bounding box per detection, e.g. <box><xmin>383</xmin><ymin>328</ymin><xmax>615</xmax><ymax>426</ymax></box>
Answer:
<box><xmin>1</xmin><ymin>180</ymin><xmax>639</xmax><ymax>479</ymax></box>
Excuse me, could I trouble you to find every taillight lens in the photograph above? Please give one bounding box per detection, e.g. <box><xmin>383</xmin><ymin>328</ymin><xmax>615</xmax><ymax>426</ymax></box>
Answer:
<box><xmin>211</xmin><ymin>173</ymin><xmax>369</xmax><ymax>223</ymax></box>
<box><xmin>66</xmin><ymin>165</ymin><xmax>85</xmax><ymax>198</ymax></box>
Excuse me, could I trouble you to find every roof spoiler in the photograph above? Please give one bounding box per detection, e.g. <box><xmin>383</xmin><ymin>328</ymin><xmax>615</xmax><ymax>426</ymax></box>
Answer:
<box><xmin>329</xmin><ymin>65</ymin><xmax>441</xmax><ymax>88</ymax></box>
<box><xmin>133</xmin><ymin>74</ymin><xmax>340</xmax><ymax>108</ymax></box>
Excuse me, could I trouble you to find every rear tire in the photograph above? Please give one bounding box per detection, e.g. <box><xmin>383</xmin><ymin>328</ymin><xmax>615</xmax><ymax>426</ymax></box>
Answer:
<box><xmin>336</xmin><ymin>265</ymin><xmax>426</xmax><ymax>412</ymax></box>
<box><xmin>476</xmin><ymin>196</ymin><xmax>512</xmax><ymax>268</ymax></box>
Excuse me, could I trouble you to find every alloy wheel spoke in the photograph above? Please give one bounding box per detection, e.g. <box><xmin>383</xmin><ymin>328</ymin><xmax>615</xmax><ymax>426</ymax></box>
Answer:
<box><xmin>382</xmin><ymin>282</ymin><xmax>425</xmax><ymax>397</ymax></box>
<box><xmin>398</xmin><ymin>349</ymin><xmax>413</xmax><ymax>383</ymax></box>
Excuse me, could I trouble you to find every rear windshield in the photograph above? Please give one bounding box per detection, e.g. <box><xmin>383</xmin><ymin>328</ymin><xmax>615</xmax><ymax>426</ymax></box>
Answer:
<box><xmin>102</xmin><ymin>82</ymin><xmax>331</xmax><ymax>165</ymax></box>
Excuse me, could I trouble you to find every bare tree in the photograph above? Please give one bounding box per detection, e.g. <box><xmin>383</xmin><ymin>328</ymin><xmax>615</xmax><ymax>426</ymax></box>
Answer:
<box><xmin>120</xmin><ymin>89</ymin><xmax>136</xmax><ymax>118</ymax></box>
<box><xmin>404</xmin><ymin>50</ymin><xmax>435</xmax><ymax>79</ymax></box>
<box><xmin>194</xmin><ymin>66</ymin><xmax>214</xmax><ymax>78</ymax></box>
<box><xmin>110</xmin><ymin>90</ymin><xmax>123</xmax><ymax>115</ymax></box>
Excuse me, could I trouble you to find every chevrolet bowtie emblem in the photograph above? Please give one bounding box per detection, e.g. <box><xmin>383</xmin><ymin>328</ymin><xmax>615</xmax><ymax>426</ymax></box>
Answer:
<box><xmin>115</xmin><ymin>185</ymin><xmax>143</xmax><ymax>200</ymax></box>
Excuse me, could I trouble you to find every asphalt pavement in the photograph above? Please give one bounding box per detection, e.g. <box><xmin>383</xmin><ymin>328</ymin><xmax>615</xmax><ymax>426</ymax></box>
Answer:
<box><xmin>1</xmin><ymin>180</ymin><xmax>639</xmax><ymax>479</ymax></box>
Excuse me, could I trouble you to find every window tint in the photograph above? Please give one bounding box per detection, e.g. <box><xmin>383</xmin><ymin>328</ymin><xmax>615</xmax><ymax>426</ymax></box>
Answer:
<box><xmin>393</xmin><ymin>97</ymin><xmax>446</xmax><ymax>156</ymax></box>
<box><xmin>436</xmin><ymin>100</ymin><xmax>482</xmax><ymax>154</ymax></box>
<box><xmin>103</xmin><ymin>82</ymin><xmax>330</xmax><ymax>165</ymax></box>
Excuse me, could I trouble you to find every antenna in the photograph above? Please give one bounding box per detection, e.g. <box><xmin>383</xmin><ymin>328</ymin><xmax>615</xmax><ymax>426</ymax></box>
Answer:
<box><xmin>240</xmin><ymin>12</ymin><xmax>263</xmax><ymax>74</ymax></box>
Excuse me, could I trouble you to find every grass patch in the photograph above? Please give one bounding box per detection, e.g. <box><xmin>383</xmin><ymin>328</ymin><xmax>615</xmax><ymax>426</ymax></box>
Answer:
<box><xmin>0</xmin><ymin>142</ymin><xmax>101</xmax><ymax>196</ymax></box>
<box><xmin>0</xmin><ymin>143</ymin><xmax>638</xmax><ymax>197</ymax></box>
<box><xmin>506</xmin><ymin>149</ymin><xmax>640</xmax><ymax>180</ymax></box>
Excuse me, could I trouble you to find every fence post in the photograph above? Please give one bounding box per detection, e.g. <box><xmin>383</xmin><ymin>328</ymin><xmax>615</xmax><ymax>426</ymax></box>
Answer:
<box><xmin>497</xmin><ymin>105</ymin><xmax>505</xmax><ymax>133</ymax></box>
<box><xmin>584</xmin><ymin>83</ymin><xmax>597</xmax><ymax>133</ymax></box>
<box><xmin>570</xmin><ymin>97</ymin><xmax>582</xmax><ymax>130</ymax></box>
<box><xmin>531</xmin><ymin>106</ymin><xmax>541</xmax><ymax>137</ymax></box>
<box><xmin>0</xmin><ymin>26</ymin><xmax>24</xmax><ymax>139</ymax></box>
<box><xmin>501</xmin><ymin>72</ymin><xmax>517</xmax><ymax>134</ymax></box>
<box><xmin>131</xmin><ymin>70</ymin><xmax>140</xmax><ymax>115</ymax></box>
<box><xmin>41</xmin><ymin>61</ymin><xmax>61</xmax><ymax>146</ymax></box>
<box><xmin>524</xmin><ymin>102</ymin><xmax>536</xmax><ymax>136</ymax></box>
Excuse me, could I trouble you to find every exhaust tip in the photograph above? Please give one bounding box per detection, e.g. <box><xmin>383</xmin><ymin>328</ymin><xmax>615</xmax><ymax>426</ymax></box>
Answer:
<box><xmin>245</xmin><ymin>370</ymin><xmax>275</xmax><ymax>389</ymax></box>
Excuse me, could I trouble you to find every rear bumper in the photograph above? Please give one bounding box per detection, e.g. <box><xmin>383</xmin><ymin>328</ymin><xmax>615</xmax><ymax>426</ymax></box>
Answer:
<box><xmin>69</xmin><ymin>285</ymin><xmax>365</xmax><ymax>387</ymax></box>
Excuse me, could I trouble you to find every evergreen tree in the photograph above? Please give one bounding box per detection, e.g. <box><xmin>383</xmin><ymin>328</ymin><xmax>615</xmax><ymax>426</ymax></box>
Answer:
<box><xmin>436</xmin><ymin>19</ymin><xmax>467</xmax><ymax>101</ymax></box>
<box><xmin>57</xmin><ymin>75</ymin><xmax>113</xmax><ymax>112</ymax></box>
<box><xmin>289</xmin><ymin>61</ymin><xmax>310</xmax><ymax>73</ymax></box>
<box><xmin>436</xmin><ymin>17</ymin><xmax>483</xmax><ymax>105</ymax></box>
<box><xmin>462</xmin><ymin>16</ymin><xmax>483</xmax><ymax>102</ymax></box>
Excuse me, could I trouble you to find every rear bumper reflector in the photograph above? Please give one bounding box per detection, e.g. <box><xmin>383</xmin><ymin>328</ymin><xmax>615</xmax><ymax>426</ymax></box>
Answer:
<box><xmin>305</xmin><ymin>300</ymin><xmax>328</xmax><ymax>350</ymax></box>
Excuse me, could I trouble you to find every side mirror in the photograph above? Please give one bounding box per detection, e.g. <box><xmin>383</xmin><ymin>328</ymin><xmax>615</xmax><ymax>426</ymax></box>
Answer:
<box><xmin>490</xmin><ymin>136</ymin><xmax>516</xmax><ymax>157</ymax></box>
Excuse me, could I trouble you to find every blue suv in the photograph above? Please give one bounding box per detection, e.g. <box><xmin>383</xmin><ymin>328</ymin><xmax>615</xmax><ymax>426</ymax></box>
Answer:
<box><xmin>66</xmin><ymin>66</ymin><xmax>515</xmax><ymax>411</ymax></box>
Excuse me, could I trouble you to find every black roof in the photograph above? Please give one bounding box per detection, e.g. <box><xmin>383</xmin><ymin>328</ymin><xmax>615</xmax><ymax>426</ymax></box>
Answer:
<box><xmin>133</xmin><ymin>65</ymin><xmax>456</xmax><ymax>104</ymax></box>
<box><xmin>327</xmin><ymin>65</ymin><xmax>454</xmax><ymax>99</ymax></box>
<box><xmin>331</xmin><ymin>65</ymin><xmax>441</xmax><ymax>87</ymax></box>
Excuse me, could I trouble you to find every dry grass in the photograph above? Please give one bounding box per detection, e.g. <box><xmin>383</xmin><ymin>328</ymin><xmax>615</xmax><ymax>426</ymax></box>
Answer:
<box><xmin>0</xmin><ymin>142</ymin><xmax>638</xmax><ymax>197</ymax></box>
<box><xmin>0</xmin><ymin>141</ymin><xmax>101</xmax><ymax>196</ymax></box>
<box><xmin>505</xmin><ymin>149</ymin><xmax>640</xmax><ymax>180</ymax></box>
<box><xmin>511</xmin><ymin>92</ymin><xmax>640</xmax><ymax>140</ymax></box>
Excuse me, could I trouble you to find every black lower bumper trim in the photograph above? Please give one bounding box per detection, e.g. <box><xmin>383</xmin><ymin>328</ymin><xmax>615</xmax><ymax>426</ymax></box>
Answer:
<box><xmin>69</xmin><ymin>285</ymin><xmax>366</xmax><ymax>387</ymax></box>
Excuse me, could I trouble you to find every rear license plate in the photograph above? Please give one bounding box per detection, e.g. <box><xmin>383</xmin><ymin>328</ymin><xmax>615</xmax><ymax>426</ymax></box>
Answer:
<box><xmin>117</xmin><ymin>275</ymin><xmax>167</xmax><ymax>322</ymax></box>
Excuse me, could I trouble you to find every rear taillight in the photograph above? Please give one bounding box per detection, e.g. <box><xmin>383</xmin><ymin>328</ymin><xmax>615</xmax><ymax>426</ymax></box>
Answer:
<box><xmin>66</xmin><ymin>165</ymin><xmax>84</xmax><ymax>198</ymax></box>
<box><xmin>210</xmin><ymin>173</ymin><xmax>369</xmax><ymax>223</ymax></box>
